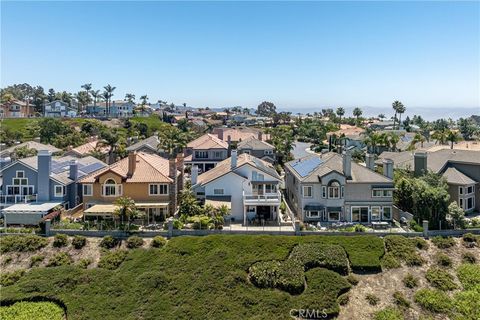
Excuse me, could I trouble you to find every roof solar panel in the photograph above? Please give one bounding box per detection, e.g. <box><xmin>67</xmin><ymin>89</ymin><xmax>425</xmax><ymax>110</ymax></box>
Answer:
<box><xmin>291</xmin><ymin>156</ymin><xmax>323</xmax><ymax>177</ymax></box>
<box><xmin>81</xmin><ymin>162</ymin><xmax>105</xmax><ymax>174</ymax></box>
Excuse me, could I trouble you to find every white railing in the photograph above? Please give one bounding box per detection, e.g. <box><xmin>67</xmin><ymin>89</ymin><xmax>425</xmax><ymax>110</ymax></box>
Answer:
<box><xmin>0</xmin><ymin>194</ymin><xmax>38</xmax><ymax>204</ymax></box>
<box><xmin>243</xmin><ymin>191</ymin><xmax>281</xmax><ymax>202</ymax></box>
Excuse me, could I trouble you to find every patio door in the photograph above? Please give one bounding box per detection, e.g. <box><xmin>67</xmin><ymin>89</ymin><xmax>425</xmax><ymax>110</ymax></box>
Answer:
<box><xmin>257</xmin><ymin>206</ymin><xmax>271</xmax><ymax>220</ymax></box>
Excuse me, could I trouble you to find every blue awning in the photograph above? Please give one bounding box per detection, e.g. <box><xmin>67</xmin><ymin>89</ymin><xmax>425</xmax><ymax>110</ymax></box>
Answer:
<box><xmin>327</xmin><ymin>207</ymin><xmax>342</xmax><ymax>212</ymax></box>
<box><xmin>304</xmin><ymin>204</ymin><xmax>325</xmax><ymax>211</ymax></box>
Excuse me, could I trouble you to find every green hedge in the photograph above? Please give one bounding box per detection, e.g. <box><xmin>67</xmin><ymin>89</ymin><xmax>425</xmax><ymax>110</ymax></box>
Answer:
<box><xmin>289</xmin><ymin>243</ymin><xmax>349</xmax><ymax>275</ymax></box>
<box><xmin>0</xmin><ymin>270</ymin><xmax>26</xmax><ymax>287</ymax></box>
<box><xmin>0</xmin><ymin>301</ymin><xmax>64</xmax><ymax>320</ymax></box>
<box><xmin>71</xmin><ymin>236</ymin><xmax>87</xmax><ymax>249</ymax></box>
<box><xmin>431</xmin><ymin>236</ymin><xmax>456</xmax><ymax>249</ymax></box>
<box><xmin>248</xmin><ymin>259</ymin><xmax>305</xmax><ymax>294</ymax></box>
<box><xmin>414</xmin><ymin>289</ymin><xmax>452</xmax><ymax>313</ymax></box>
<box><xmin>98</xmin><ymin>250</ymin><xmax>128</xmax><ymax>270</ymax></box>
<box><xmin>425</xmin><ymin>267</ymin><xmax>458</xmax><ymax>291</ymax></box>
<box><xmin>0</xmin><ymin>235</ymin><xmax>48</xmax><ymax>253</ymax></box>
<box><xmin>457</xmin><ymin>263</ymin><xmax>480</xmax><ymax>291</ymax></box>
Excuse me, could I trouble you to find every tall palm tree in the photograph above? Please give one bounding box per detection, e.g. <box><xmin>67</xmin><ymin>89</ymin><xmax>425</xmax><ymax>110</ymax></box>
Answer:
<box><xmin>114</xmin><ymin>196</ymin><xmax>139</xmax><ymax>229</ymax></box>
<box><xmin>336</xmin><ymin>107</ymin><xmax>345</xmax><ymax>123</ymax></box>
<box><xmin>387</xmin><ymin>132</ymin><xmax>400</xmax><ymax>152</ymax></box>
<box><xmin>125</xmin><ymin>93</ymin><xmax>135</xmax><ymax>103</ymax></box>
<box><xmin>396</xmin><ymin>103</ymin><xmax>406</xmax><ymax>129</ymax></box>
<box><xmin>431</xmin><ymin>130</ymin><xmax>448</xmax><ymax>145</ymax></box>
<box><xmin>98</xmin><ymin>129</ymin><xmax>122</xmax><ymax>164</ymax></box>
<box><xmin>446</xmin><ymin>130</ymin><xmax>461</xmax><ymax>149</ymax></box>
<box><xmin>353</xmin><ymin>107</ymin><xmax>363</xmax><ymax>122</ymax></box>
<box><xmin>140</xmin><ymin>95</ymin><xmax>148</xmax><ymax>106</ymax></box>
<box><xmin>157</xmin><ymin>126</ymin><xmax>189</xmax><ymax>158</ymax></box>
<box><xmin>103</xmin><ymin>84</ymin><xmax>116</xmax><ymax>116</ymax></box>
<box><xmin>407</xmin><ymin>132</ymin><xmax>426</xmax><ymax>151</ymax></box>
<box><xmin>392</xmin><ymin>101</ymin><xmax>404</xmax><ymax>130</ymax></box>
<box><xmin>80</xmin><ymin>83</ymin><xmax>92</xmax><ymax>113</ymax></box>
<box><xmin>91</xmin><ymin>90</ymin><xmax>101</xmax><ymax>107</ymax></box>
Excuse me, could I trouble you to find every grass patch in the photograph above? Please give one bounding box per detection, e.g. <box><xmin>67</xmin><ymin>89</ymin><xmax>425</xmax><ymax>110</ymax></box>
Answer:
<box><xmin>425</xmin><ymin>267</ymin><xmax>457</xmax><ymax>291</ymax></box>
<box><xmin>462</xmin><ymin>252</ymin><xmax>477</xmax><ymax>264</ymax></box>
<box><xmin>456</xmin><ymin>263</ymin><xmax>480</xmax><ymax>291</ymax></box>
<box><xmin>414</xmin><ymin>289</ymin><xmax>452</xmax><ymax>313</ymax></box>
<box><xmin>383</xmin><ymin>235</ymin><xmax>424</xmax><ymax>267</ymax></box>
<box><xmin>373</xmin><ymin>307</ymin><xmax>404</xmax><ymax>320</ymax></box>
<box><xmin>0</xmin><ymin>301</ymin><xmax>64</xmax><ymax>320</ymax></box>
<box><xmin>98</xmin><ymin>250</ymin><xmax>128</xmax><ymax>270</ymax></box>
<box><xmin>382</xmin><ymin>252</ymin><xmax>401</xmax><ymax>269</ymax></box>
<box><xmin>0</xmin><ymin>235</ymin><xmax>48</xmax><ymax>253</ymax></box>
<box><xmin>452</xmin><ymin>289</ymin><xmax>480</xmax><ymax>320</ymax></box>
<box><xmin>29</xmin><ymin>255</ymin><xmax>45</xmax><ymax>267</ymax></box>
<box><xmin>431</xmin><ymin>236</ymin><xmax>456</xmax><ymax>249</ymax></box>
<box><xmin>0</xmin><ymin>270</ymin><xmax>26</xmax><ymax>287</ymax></box>
<box><xmin>393</xmin><ymin>291</ymin><xmax>410</xmax><ymax>308</ymax></box>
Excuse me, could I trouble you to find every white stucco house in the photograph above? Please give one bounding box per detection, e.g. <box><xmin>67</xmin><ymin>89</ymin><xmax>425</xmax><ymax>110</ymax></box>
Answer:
<box><xmin>191</xmin><ymin>150</ymin><xmax>282</xmax><ymax>224</ymax></box>
<box><xmin>44</xmin><ymin>100</ymin><xmax>77</xmax><ymax>118</ymax></box>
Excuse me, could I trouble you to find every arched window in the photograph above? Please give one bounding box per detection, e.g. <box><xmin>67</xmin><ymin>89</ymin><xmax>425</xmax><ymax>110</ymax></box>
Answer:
<box><xmin>103</xmin><ymin>179</ymin><xmax>121</xmax><ymax>196</ymax></box>
<box><xmin>328</xmin><ymin>180</ymin><xmax>341</xmax><ymax>199</ymax></box>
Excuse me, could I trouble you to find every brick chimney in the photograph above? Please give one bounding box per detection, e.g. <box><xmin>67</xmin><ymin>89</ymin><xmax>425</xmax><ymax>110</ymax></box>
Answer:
<box><xmin>342</xmin><ymin>147</ymin><xmax>352</xmax><ymax>179</ymax></box>
<box><xmin>176</xmin><ymin>152</ymin><xmax>184</xmax><ymax>192</ymax></box>
<box><xmin>127</xmin><ymin>151</ymin><xmax>137</xmax><ymax>177</ymax></box>
<box><xmin>414</xmin><ymin>152</ymin><xmax>427</xmax><ymax>177</ymax></box>
<box><xmin>382</xmin><ymin>158</ymin><xmax>394</xmax><ymax>179</ymax></box>
<box><xmin>168</xmin><ymin>157</ymin><xmax>177</xmax><ymax>216</ymax></box>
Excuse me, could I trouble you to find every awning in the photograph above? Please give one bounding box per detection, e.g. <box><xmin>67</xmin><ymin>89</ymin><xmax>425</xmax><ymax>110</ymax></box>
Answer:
<box><xmin>1</xmin><ymin>202</ymin><xmax>62</xmax><ymax>214</ymax></box>
<box><xmin>371</xmin><ymin>185</ymin><xmax>395</xmax><ymax>189</ymax></box>
<box><xmin>304</xmin><ymin>204</ymin><xmax>325</xmax><ymax>211</ymax></box>
<box><xmin>84</xmin><ymin>204</ymin><xmax>117</xmax><ymax>215</ymax></box>
<box><xmin>205</xmin><ymin>199</ymin><xmax>231</xmax><ymax>210</ymax></box>
<box><xmin>135</xmin><ymin>202</ymin><xmax>170</xmax><ymax>208</ymax></box>
<box><xmin>327</xmin><ymin>207</ymin><xmax>342</xmax><ymax>212</ymax></box>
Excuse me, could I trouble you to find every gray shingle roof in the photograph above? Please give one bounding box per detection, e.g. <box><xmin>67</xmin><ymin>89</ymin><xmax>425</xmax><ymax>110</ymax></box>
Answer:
<box><xmin>126</xmin><ymin>135</ymin><xmax>159</xmax><ymax>152</ymax></box>
<box><xmin>237</xmin><ymin>137</ymin><xmax>274</xmax><ymax>151</ymax></box>
<box><xmin>0</xmin><ymin>141</ymin><xmax>61</xmax><ymax>158</ymax></box>
<box><xmin>442</xmin><ymin>167</ymin><xmax>476</xmax><ymax>185</ymax></box>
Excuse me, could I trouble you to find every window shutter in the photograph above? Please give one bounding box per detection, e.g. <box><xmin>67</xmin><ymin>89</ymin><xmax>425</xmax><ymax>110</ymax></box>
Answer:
<box><xmin>322</xmin><ymin>186</ymin><xmax>326</xmax><ymax>198</ymax></box>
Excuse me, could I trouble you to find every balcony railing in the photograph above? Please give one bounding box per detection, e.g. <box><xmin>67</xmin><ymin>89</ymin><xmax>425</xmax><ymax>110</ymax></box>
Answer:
<box><xmin>0</xmin><ymin>194</ymin><xmax>38</xmax><ymax>205</ymax></box>
<box><xmin>243</xmin><ymin>191</ymin><xmax>281</xmax><ymax>203</ymax></box>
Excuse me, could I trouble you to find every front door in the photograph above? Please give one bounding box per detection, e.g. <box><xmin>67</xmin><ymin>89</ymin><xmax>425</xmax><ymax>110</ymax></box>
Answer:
<box><xmin>257</xmin><ymin>206</ymin><xmax>271</xmax><ymax>220</ymax></box>
<box><xmin>361</xmin><ymin>207</ymin><xmax>369</xmax><ymax>223</ymax></box>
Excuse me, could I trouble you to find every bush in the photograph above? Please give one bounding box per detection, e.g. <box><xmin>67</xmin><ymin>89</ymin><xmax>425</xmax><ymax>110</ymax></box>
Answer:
<box><xmin>0</xmin><ymin>301</ymin><xmax>64</xmax><ymax>320</ymax></box>
<box><xmin>71</xmin><ymin>235</ymin><xmax>87</xmax><ymax>249</ymax></box>
<box><xmin>30</xmin><ymin>254</ymin><xmax>45</xmax><ymax>267</ymax></box>
<box><xmin>411</xmin><ymin>237</ymin><xmax>429</xmax><ymax>250</ymax></box>
<box><xmin>366</xmin><ymin>293</ymin><xmax>380</xmax><ymax>306</ymax></box>
<box><xmin>382</xmin><ymin>252</ymin><xmax>401</xmax><ymax>269</ymax></box>
<box><xmin>337</xmin><ymin>293</ymin><xmax>349</xmax><ymax>306</ymax></box>
<box><xmin>98</xmin><ymin>250</ymin><xmax>128</xmax><ymax>270</ymax></box>
<box><xmin>414</xmin><ymin>289</ymin><xmax>452</xmax><ymax>313</ymax></box>
<box><xmin>0</xmin><ymin>269</ymin><xmax>25</xmax><ymax>286</ymax></box>
<box><xmin>431</xmin><ymin>236</ymin><xmax>456</xmax><ymax>249</ymax></box>
<box><xmin>462</xmin><ymin>252</ymin><xmax>476</xmax><ymax>264</ymax></box>
<box><xmin>100</xmin><ymin>235</ymin><xmax>119</xmax><ymax>249</ymax></box>
<box><xmin>409</xmin><ymin>220</ymin><xmax>423</xmax><ymax>232</ymax></box>
<box><xmin>0</xmin><ymin>235</ymin><xmax>48</xmax><ymax>253</ymax></box>
<box><xmin>434</xmin><ymin>253</ymin><xmax>452</xmax><ymax>267</ymax></box>
<box><xmin>425</xmin><ymin>267</ymin><xmax>458</xmax><ymax>291</ymax></box>
<box><xmin>373</xmin><ymin>307</ymin><xmax>404</xmax><ymax>320</ymax></box>
<box><xmin>393</xmin><ymin>291</ymin><xmax>410</xmax><ymax>308</ymax></box>
<box><xmin>354</xmin><ymin>224</ymin><xmax>366</xmax><ymax>232</ymax></box>
<box><xmin>452</xmin><ymin>289</ymin><xmax>480</xmax><ymax>320</ymax></box>
<box><xmin>151</xmin><ymin>236</ymin><xmax>167</xmax><ymax>248</ymax></box>
<box><xmin>462</xmin><ymin>233</ymin><xmax>477</xmax><ymax>243</ymax></box>
<box><xmin>289</xmin><ymin>243</ymin><xmax>349</xmax><ymax>275</ymax></box>
<box><xmin>402</xmin><ymin>274</ymin><xmax>418</xmax><ymax>288</ymax></box>
<box><xmin>456</xmin><ymin>263</ymin><xmax>480</xmax><ymax>291</ymax></box>
<box><xmin>52</xmin><ymin>233</ymin><xmax>69</xmax><ymax>247</ymax></box>
<box><xmin>78</xmin><ymin>258</ymin><xmax>93</xmax><ymax>269</ymax></box>
<box><xmin>126</xmin><ymin>236</ymin><xmax>144</xmax><ymax>249</ymax></box>
<box><xmin>47</xmin><ymin>252</ymin><xmax>73</xmax><ymax>267</ymax></box>
<box><xmin>346</xmin><ymin>274</ymin><xmax>359</xmax><ymax>286</ymax></box>
<box><xmin>248</xmin><ymin>259</ymin><xmax>305</xmax><ymax>294</ymax></box>
<box><xmin>384</xmin><ymin>235</ymin><xmax>424</xmax><ymax>267</ymax></box>
<box><xmin>2</xmin><ymin>256</ymin><xmax>12</xmax><ymax>266</ymax></box>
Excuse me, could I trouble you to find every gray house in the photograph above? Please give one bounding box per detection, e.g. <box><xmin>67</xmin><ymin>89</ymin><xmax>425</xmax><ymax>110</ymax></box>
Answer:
<box><xmin>184</xmin><ymin>134</ymin><xmax>229</xmax><ymax>173</ymax></box>
<box><xmin>0</xmin><ymin>151</ymin><xmax>107</xmax><ymax>225</ymax></box>
<box><xmin>237</xmin><ymin>137</ymin><xmax>276</xmax><ymax>163</ymax></box>
<box><xmin>284</xmin><ymin>149</ymin><xmax>394</xmax><ymax>224</ymax></box>
<box><xmin>377</xmin><ymin>149</ymin><xmax>479</xmax><ymax>212</ymax></box>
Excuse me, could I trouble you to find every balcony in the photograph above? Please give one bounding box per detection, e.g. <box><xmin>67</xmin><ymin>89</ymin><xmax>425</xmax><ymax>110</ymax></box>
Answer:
<box><xmin>0</xmin><ymin>194</ymin><xmax>38</xmax><ymax>206</ymax></box>
<box><xmin>243</xmin><ymin>191</ymin><xmax>281</xmax><ymax>205</ymax></box>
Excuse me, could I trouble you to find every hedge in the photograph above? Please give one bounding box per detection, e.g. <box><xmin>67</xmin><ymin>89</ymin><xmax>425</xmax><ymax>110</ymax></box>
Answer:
<box><xmin>47</xmin><ymin>253</ymin><xmax>73</xmax><ymax>267</ymax></box>
<box><xmin>456</xmin><ymin>263</ymin><xmax>480</xmax><ymax>291</ymax></box>
<box><xmin>289</xmin><ymin>243</ymin><xmax>349</xmax><ymax>275</ymax></box>
<box><xmin>0</xmin><ymin>235</ymin><xmax>48</xmax><ymax>253</ymax></box>
<box><xmin>248</xmin><ymin>259</ymin><xmax>305</xmax><ymax>294</ymax></box>
<box><xmin>98</xmin><ymin>250</ymin><xmax>128</xmax><ymax>270</ymax></box>
<box><xmin>414</xmin><ymin>289</ymin><xmax>452</xmax><ymax>313</ymax></box>
<box><xmin>0</xmin><ymin>302</ymin><xmax>64</xmax><ymax>320</ymax></box>
<box><xmin>425</xmin><ymin>267</ymin><xmax>458</xmax><ymax>291</ymax></box>
<box><xmin>0</xmin><ymin>270</ymin><xmax>26</xmax><ymax>287</ymax></box>
<box><xmin>383</xmin><ymin>235</ymin><xmax>424</xmax><ymax>267</ymax></box>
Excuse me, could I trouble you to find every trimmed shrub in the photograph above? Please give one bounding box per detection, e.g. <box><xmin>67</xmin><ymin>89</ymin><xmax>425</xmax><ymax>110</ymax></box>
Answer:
<box><xmin>47</xmin><ymin>252</ymin><xmax>73</xmax><ymax>267</ymax></box>
<box><xmin>462</xmin><ymin>252</ymin><xmax>476</xmax><ymax>264</ymax></box>
<box><xmin>366</xmin><ymin>293</ymin><xmax>380</xmax><ymax>306</ymax></box>
<box><xmin>411</xmin><ymin>237</ymin><xmax>429</xmax><ymax>250</ymax></box>
<box><xmin>248</xmin><ymin>259</ymin><xmax>305</xmax><ymax>294</ymax></box>
<box><xmin>409</xmin><ymin>220</ymin><xmax>423</xmax><ymax>232</ymax></box>
<box><xmin>393</xmin><ymin>291</ymin><xmax>410</xmax><ymax>308</ymax></box>
<box><xmin>402</xmin><ymin>274</ymin><xmax>418</xmax><ymax>288</ymax></box>
<box><xmin>456</xmin><ymin>263</ymin><xmax>480</xmax><ymax>291</ymax></box>
<box><xmin>71</xmin><ymin>235</ymin><xmax>87</xmax><ymax>249</ymax></box>
<box><xmin>452</xmin><ymin>289</ymin><xmax>480</xmax><ymax>320</ymax></box>
<box><xmin>434</xmin><ymin>253</ymin><xmax>452</xmax><ymax>267</ymax></box>
<box><xmin>151</xmin><ymin>236</ymin><xmax>167</xmax><ymax>248</ymax></box>
<box><xmin>0</xmin><ymin>301</ymin><xmax>64</xmax><ymax>320</ymax></box>
<box><xmin>98</xmin><ymin>250</ymin><xmax>128</xmax><ymax>270</ymax></box>
<box><xmin>126</xmin><ymin>236</ymin><xmax>144</xmax><ymax>249</ymax></box>
<box><xmin>384</xmin><ymin>235</ymin><xmax>424</xmax><ymax>266</ymax></box>
<box><xmin>30</xmin><ymin>254</ymin><xmax>45</xmax><ymax>267</ymax></box>
<box><xmin>414</xmin><ymin>289</ymin><xmax>452</xmax><ymax>313</ymax></box>
<box><xmin>52</xmin><ymin>233</ymin><xmax>68</xmax><ymax>247</ymax></box>
<box><xmin>373</xmin><ymin>307</ymin><xmax>404</xmax><ymax>320</ymax></box>
<box><xmin>346</xmin><ymin>274</ymin><xmax>359</xmax><ymax>286</ymax></box>
<box><xmin>431</xmin><ymin>236</ymin><xmax>456</xmax><ymax>249</ymax></box>
<box><xmin>100</xmin><ymin>235</ymin><xmax>119</xmax><ymax>249</ymax></box>
<box><xmin>0</xmin><ymin>235</ymin><xmax>48</xmax><ymax>253</ymax></box>
<box><xmin>78</xmin><ymin>258</ymin><xmax>93</xmax><ymax>269</ymax></box>
<box><xmin>354</xmin><ymin>224</ymin><xmax>366</xmax><ymax>232</ymax></box>
<box><xmin>0</xmin><ymin>269</ymin><xmax>25</xmax><ymax>286</ymax></box>
<box><xmin>289</xmin><ymin>243</ymin><xmax>349</xmax><ymax>275</ymax></box>
<box><xmin>425</xmin><ymin>267</ymin><xmax>458</xmax><ymax>291</ymax></box>
<box><xmin>462</xmin><ymin>233</ymin><xmax>477</xmax><ymax>243</ymax></box>
<box><xmin>382</xmin><ymin>252</ymin><xmax>401</xmax><ymax>269</ymax></box>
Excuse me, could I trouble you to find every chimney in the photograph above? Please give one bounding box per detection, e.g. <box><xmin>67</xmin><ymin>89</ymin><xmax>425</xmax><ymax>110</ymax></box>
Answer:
<box><xmin>191</xmin><ymin>165</ymin><xmax>198</xmax><ymax>185</ymax></box>
<box><xmin>382</xmin><ymin>158</ymin><xmax>394</xmax><ymax>179</ymax></box>
<box><xmin>414</xmin><ymin>152</ymin><xmax>427</xmax><ymax>177</ymax></box>
<box><xmin>231</xmin><ymin>150</ymin><xmax>238</xmax><ymax>169</ymax></box>
<box><xmin>33</xmin><ymin>137</ymin><xmax>41</xmax><ymax>143</ymax></box>
<box><xmin>227</xmin><ymin>135</ymin><xmax>232</xmax><ymax>157</ymax></box>
<box><xmin>342</xmin><ymin>147</ymin><xmax>352</xmax><ymax>179</ymax></box>
<box><xmin>217</xmin><ymin>129</ymin><xmax>224</xmax><ymax>140</ymax></box>
<box><xmin>258</xmin><ymin>131</ymin><xmax>263</xmax><ymax>141</ymax></box>
<box><xmin>365</xmin><ymin>153</ymin><xmax>375</xmax><ymax>171</ymax></box>
<box><xmin>176</xmin><ymin>152</ymin><xmax>184</xmax><ymax>191</ymax></box>
<box><xmin>127</xmin><ymin>151</ymin><xmax>137</xmax><ymax>177</ymax></box>
<box><xmin>37</xmin><ymin>150</ymin><xmax>51</xmax><ymax>201</ymax></box>
<box><xmin>168</xmin><ymin>157</ymin><xmax>177</xmax><ymax>216</ymax></box>
<box><xmin>69</xmin><ymin>160</ymin><xmax>78</xmax><ymax>181</ymax></box>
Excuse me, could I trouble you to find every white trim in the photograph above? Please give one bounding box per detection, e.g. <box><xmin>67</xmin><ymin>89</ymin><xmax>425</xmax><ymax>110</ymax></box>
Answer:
<box><xmin>83</xmin><ymin>184</ymin><xmax>93</xmax><ymax>196</ymax></box>
<box><xmin>371</xmin><ymin>206</ymin><xmax>381</xmax><ymax>221</ymax></box>
<box><xmin>302</xmin><ymin>185</ymin><xmax>313</xmax><ymax>198</ymax></box>
<box><xmin>16</xmin><ymin>170</ymin><xmax>25</xmax><ymax>178</ymax></box>
<box><xmin>149</xmin><ymin>183</ymin><xmax>169</xmax><ymax>196</ymax></box>
<box><xmin>382</xmin><ymin>206</ymin><xmax>392</xmax><ymax>220</ymax></box>
<box><xmin>54</xmin><ymin>185</ymin><xmax>65</xmax><ymax>197</ymax></box>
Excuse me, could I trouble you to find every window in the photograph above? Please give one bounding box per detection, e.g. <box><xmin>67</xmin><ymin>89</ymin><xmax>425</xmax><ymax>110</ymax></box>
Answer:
<box><xmin>214</xmin><ymin>189</ymin><xmax>224</xmax><ymax>195</ymax></box>
<box><xmin>372</xmin><ymin>189</ymin><xmax>393</xmax><ymax>197</ymax></box>
<box><xmin>264</xmin><ymin>150</ymin><xmax>273</xmax><ymax>155</ymax></box>
<box><xmin>303</xmin><ymin>186</ymin><xmax>313</xmax><ymax>198</ymax></box>
<box><xmin>459</xmin><ymin>198</ymin><xmax>464</xmax><ymax>208</ymax></box>
<box><xmin>306</xmin><ymin>210</ymin><xmax>321</xmax><ymax>218</ymax></box>
<box><xmin>83</xmin><ymin>184</ymin><xmax>93</xmax><ymax>196</ymax></box>
<box><xmin>329</xmin><ymin>211</ymin><xmax>340</xmax><ymax>221</ymax></box>
<box><xmin>103</xmin><ymin>179</ymin><xmax>121</xmax><ymax>197</ymax></box>
<box><xmin>467</xmin><ymin>186</ymin><xmax>474</xmax><ymax>194</ymax></box>
<box><xmin>466</xmin><ymin>197</ymin><xmax>474</xmax><ymax>210</ymax></box>
<box><xmin>327</xmin><ymin>181</ymin><xmax>341</xmax><ymax>199</ymax></box>
<box><xmin>12</xmin><ymin>178</ymin><xmax>28</xmax><ymax>185</ymax></box>
<box><xmin>214</xmin><ymin>151</ymin><xmax>223</xmax><ymax>159</ymax></box>
<box><xmin>459</xmin><ymin>187</ymin><xmax>464</xmax><ymax>195</ymax></box>
<box><xmin>382</xmin><ymin>207</ymin><xmax>392</xmax><ymax>220</ymax></box>
<box><xmin>351</xmin><ymin>207</ymin><xmax>369</xmax><ymax>222</ymax></box>
<box><xmin>265</xmin><ymin>184</ymin><xmax>277</xmax><ymax>193</ymax></box>
<box><xmin>195</xmin><ymin>151</ymin><xmax>208</xmax><ymax>159</ymax></box>
<box><xmin>149</xmin><ymin>184</ymin><xmax>168</xmax><ymax>195</ymax></box>
<box><xmin>371</xmin><ymin>207</ymin><xmax>381</xmax><ymax>220</ymax></box>
<box><xmin>54</xmin><ymin>185</ymin><xmax>65</xmax><ymax>197</ymax></box>
<box><xmin>258</xmin><ymin>174</ymin><xmax>264</xmax><ymax>181</ymax></box>
<box><xmin>16</xmin><ymin>171</ymin><xmax>25</xmax><ymax>178</ymax></box>
<box><xmin>322</xmin><ymin>186</ymin><xmax>327</xmax><ymax>198</ymax></box>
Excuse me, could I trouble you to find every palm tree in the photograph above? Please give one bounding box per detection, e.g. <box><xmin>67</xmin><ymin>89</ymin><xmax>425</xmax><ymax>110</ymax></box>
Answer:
<box><xmin>114</xmin><ymin>196</ymin><xmax>139</xmax><ymax>230</ymax></box>
<box><xmin>98</xmin><ymin>129</ymin><xmax>122</xmax><ymax>164</ymax></box>
<box><xmin>91</xmin><ymin>90</ymin><xmax>101</xmax><ymax>107</ymax></box>
<box><xmin>431</xmin><ymin>130</ymin><xmax>448</xmax><ymax>145</ymax></box>
<box><xmin>446</xmin><ymin>130</ymin><xmax>461</xmax><ymax>149</ymax></box>
<box><xmin>140</xmin><ymin>95</ymin><xmax>148</xmax><ymax>106</ymax></box>
<box><xmin>80</xmin><ymin>83</ymin><xmax>92</xmax><ymax>113</ymax></box>
<box><xmin>392</xmin><ymin>101</ymin><xmax>404</xmax><ymax>130</ymax></box>
<box><xmin>103</xmin><ymin>84</ymin><xmax>116</xmax><ymax>116</ymax></box>
<box><xmin>396</xmin><ymin>103</ymin><xmax>406</xmax><ymax>129</ymax></box>
<box><xmin>336</xmin><ymin>107</ymin><xmax>345</xmax><ymax>123</ymax></box>
<box><xmin>353</xmin><ymin>107</ymin><xmax>363</xmax><ymax>122</ymax></box>
<box><xmin>157</xmin><ymin>126</ymin><xmax>189</xmax><ymax>158</ymax></box>
<box><xmin>407</xmin><ymin>132</ymin><xmax>426</xmax><ymax>151</ymax></box>
<box><xmin>387</xmin><ymin>132</ymin><xmax>400</xmax><ymax>152</ymax></box>
<box><xmin>125</xmin><ymin>93</ymin><xmax>135</xmax><ymax>103</ymax></box>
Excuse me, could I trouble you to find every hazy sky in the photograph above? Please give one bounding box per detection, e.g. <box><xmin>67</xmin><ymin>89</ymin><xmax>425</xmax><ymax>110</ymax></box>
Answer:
<box><xmin>1</xmin><ymin>1</ymin><xmax>479</xmax><ymax>111</ymax></box>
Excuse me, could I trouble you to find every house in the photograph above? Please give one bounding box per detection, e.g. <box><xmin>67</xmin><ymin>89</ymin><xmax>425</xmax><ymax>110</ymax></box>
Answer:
<box><xmin>65</xmin><ymin>140</ymin><xmax>109</xmax><ymax>159</ymax></box>
<box><xmin>0</xmin><ymin>151</ymin><xmax>107</xmax><ymax>225</ymax></box>
<box><xmin>326</xmin><ymin>125</ymin><xmax>365</xmax><ymax>151</ymax></box>
<box><xmin>237</xmin><ymin>137</ymin><xmax>276</xmax><ymax>163</ymax></box>
<box><xmin>184</xmin><ymin>134</ymin><xmax>229</xmax><ymax>172</ymax></box>
<box><xmin>44</xmin><ymin>100</ymin><xmax>77</xmax><ymax>118</ymax></box>
<box><xmin>125</xmin><ymin>135</ymin><xmax>169</xmax><ymax>158</ymax></box>
<box><xmin>78</xmin><ymin>152</ymin><xmax>183</xmax><ymax>223</ymax></box>
<box><xmin>213</xmin><ymin>127</ymin><xmax>270</xmax><ymax>143</ymax></box>
<box><xmin>0</xmin><ymin>100</ymin><xmax>35</xmax><ymax>118</ymax></box>
<box><xmin>284</xmin><ymin>149</ymin><xmax>394</xmax><ymax>224</ymax></box>
<box><xmin>377</xmin><ymin>149</ymin><xmax>480</xmax><ymax>212</ymax></box>
<box><xmin>192</xmin><ymin>151</ymin><xmax>282</xmax><ymax>224</ymax></box>
<box><xmin>0</xmin><ymin>140</ymin><xmax>61</xmax><ymax>160</ymax></box>
<box><xmin>86</xmin><ymin>101</ymin><xmax>135</xmax><ymax>117</ymax></box>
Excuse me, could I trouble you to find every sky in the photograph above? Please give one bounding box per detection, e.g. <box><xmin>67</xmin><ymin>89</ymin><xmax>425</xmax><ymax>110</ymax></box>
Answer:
<box><xmin>1</xmin><ymin>1</ymin><xmax>479</xmax><ymax>116</ymax></box>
